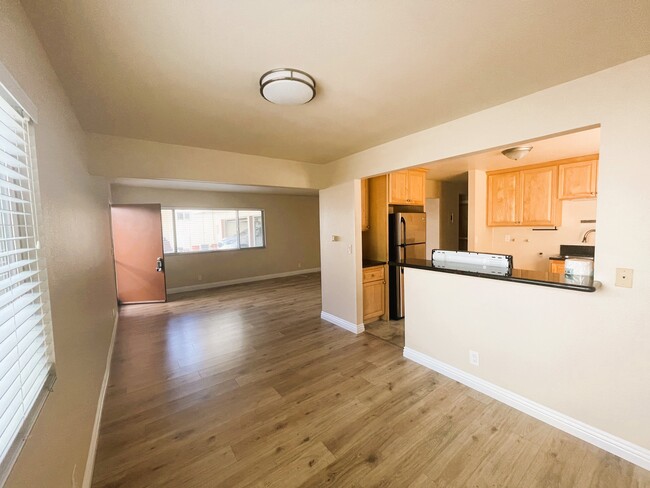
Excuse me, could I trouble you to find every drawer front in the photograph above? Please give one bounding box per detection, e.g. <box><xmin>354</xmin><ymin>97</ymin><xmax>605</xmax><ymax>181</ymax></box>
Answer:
<box><xmin>363</xmin><ymin>266</ymin><xmax>385</xmax><ymax>283</ymax></box>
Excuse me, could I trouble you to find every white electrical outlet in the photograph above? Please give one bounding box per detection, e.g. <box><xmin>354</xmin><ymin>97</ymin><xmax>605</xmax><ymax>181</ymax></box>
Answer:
<box><xmin>469</xmin><ymin>350</ymin><xmax>480</xmax><ymax>366</ymax></box>
<box><xmin>197</xmin><ymin>274</ymin><xmax>203</xmax><ymax>281</ymax></box>
<box><xmin>505</xmin><ymin>234</ymin><xmax>511</xmax><ymax>242</ymax></box>
<box><xmin>615</xmin><ymin>268</ymin><xmax>633</xmax><ymax>288</ymax></box>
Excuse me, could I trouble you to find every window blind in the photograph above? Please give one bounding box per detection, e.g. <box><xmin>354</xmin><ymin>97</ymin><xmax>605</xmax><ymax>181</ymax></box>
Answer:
<box><xmin>0</xmin><ymin>85</ymin><xmax>55</xmax><ymax>480</ymax></box>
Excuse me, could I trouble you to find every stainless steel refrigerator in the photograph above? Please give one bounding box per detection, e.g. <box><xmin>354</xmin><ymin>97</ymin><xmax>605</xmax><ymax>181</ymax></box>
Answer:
<box><xmin>389</xmin><ymin>212</ymin><xmax>426</xmax><ymax>319</ymax></box>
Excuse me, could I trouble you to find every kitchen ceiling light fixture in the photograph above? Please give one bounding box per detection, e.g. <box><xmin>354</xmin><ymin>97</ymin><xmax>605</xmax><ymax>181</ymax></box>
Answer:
<box><xmin>501</xmin><ymin>146</ymin><xmax>533</xmax><ymax>160</ymax></box>
<box><xmin>259</xmin><ymin>68</ymin><xmax>316</xmax><ymax>105</ymax></box>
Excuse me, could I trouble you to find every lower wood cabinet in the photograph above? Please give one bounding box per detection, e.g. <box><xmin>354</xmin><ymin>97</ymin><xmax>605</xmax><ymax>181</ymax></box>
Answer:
<box><xmin>549</xmin><ymin>260</ymin><xmax>565</xmax><ymax>274</ymax></box>
<box><xmin>363</xmin><ymin>265</ymin><xmax>385</xmax><ymax>323</ymax></box>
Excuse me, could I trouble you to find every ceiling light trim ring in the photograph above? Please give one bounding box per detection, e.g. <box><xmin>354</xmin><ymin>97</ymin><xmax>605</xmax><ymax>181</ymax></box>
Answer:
<box><xmin>501</xmin><ymin>146</ymin><xmax>533</xmax><ymax>160</ymax></box>
<box><xmin>259</xmin><ymin>68</ymin><xmax>316</xmax><ymax>105</ymax></box>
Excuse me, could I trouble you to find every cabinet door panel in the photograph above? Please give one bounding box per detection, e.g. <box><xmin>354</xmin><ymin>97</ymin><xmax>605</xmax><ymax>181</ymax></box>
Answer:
<box><xmin>363</xmin><ymin>280</ymin><xmax>385</xmax><ymax>321</ymax></box>
<box><xmin>388</xmin><ymin>171</ymin><xmax>409</xmax><ymax>204</ymax></box>
<box><xmin>521</xmin><ymin>166</ymin><xmax>557</xmax><ymax>226</ymax></box>
<box><xmin>487</xmin><ymin>171</ymin><xmax>520</xmax><ymax>226</ymax></box>
<box><xmin>361</xmin><ymin>178</ymin><xmax>369</xmax><ymax>231</ymax></box>
<box><xmin>407</xmin><ymin>170</ymin><xmax>425</xmax><ymax>205</ymax></box>
<box><xmin>558</xmin><ymin>160</ymin><xmax>597</xmax><ymax>199</ymax></box>
<box><xmin>549</xmin><ymin>260</ymin><xmax>565</xmax><ymax>274</ymax></box>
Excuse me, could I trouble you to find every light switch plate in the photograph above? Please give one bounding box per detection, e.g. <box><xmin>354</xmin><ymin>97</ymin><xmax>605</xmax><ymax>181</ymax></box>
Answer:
<box><xmin>615</xmin><ymin>268</ymin><xmax>633</xmax><ymax>288</ymax></box>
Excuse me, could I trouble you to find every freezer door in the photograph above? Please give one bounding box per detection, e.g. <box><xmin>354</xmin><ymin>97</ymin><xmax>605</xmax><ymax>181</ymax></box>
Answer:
<box><xmin>404</xmin><ymin>243</ymin><xmax>427</xmax><ymax>260</ymax></box>
<box><xmin>396</xmin><ymin>212</ymin><xmax>426</xmax><ymax>244</ymax></box>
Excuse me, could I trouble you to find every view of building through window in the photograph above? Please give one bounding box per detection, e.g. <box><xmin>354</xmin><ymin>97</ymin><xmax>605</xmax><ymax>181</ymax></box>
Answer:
<box><xmin>161</xmin><ymin>208</ymin><xmax>264</xmax><ymax>253</ymax></box>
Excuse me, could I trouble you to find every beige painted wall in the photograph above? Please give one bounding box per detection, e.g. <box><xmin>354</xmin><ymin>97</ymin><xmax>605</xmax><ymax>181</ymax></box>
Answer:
<box><xmin>0</xmin><ymin>1</ymin><xmax>117</xmax><ymax>486</ymax></box>
<box><xmin>318</xmin><ymin>56</ymin><xmax>650</xmax><ymax>452</ymax></box>
<box><xmin>88</xmin><ymin>133</ymin><xmax>328</xmax><ymax>190</ymax></box>
<box><xmin>319</xmin><ymin>181</ymin><xmax>363</xmax><ymax>326</ymax></box>
<box><xmin>425</xmin><ymin>179</ymin><xmax>442</xmax><ymax>199</ymax></box>
<box><xmin>467</xmin><ymin>170</ymin><xmax>491</xmax><ymax>252</ymax></box>
<box><xmin>110</xmin><ymin>185</ymin><xmax>320</xmax><ymax>289</ymax></box>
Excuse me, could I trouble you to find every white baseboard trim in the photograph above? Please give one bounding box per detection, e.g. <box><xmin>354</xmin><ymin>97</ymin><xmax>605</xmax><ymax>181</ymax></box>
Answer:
<box><xmin>82</xmin><ymin>313</ymin><xmax>119</xmax><ymax>488</ymax></box>
<box><xmin>320</xmin><ymin>311</ymin><xmax>365</xmax><ymax>334</ymax></box>
<box><xmin>167</xmin><ymin>268</ymin><xmax>320</xmax><ymax>294</ymax></box>
<box><xmin>403</xmin><ymin>347</ymin><xmax>650</xmax><ymax>471</ymax></box>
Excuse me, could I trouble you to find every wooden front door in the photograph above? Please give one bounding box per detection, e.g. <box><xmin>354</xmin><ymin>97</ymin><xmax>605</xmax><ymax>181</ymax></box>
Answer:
<box><xmin>111</xmin><ymin>204</ymin><xmax>167</xmax><ymax>304</ymax></box>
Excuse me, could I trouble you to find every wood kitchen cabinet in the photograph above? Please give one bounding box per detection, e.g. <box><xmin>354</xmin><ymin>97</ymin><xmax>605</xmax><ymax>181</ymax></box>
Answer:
<box><xmin>520</xmin><ymin>165</ymin><xmax>559</xmax><ymax>226</ymax></box>
<box><xmin>549</xmin><ymin>260</ymin><xmax>566</xmax><ymax>274</ymax></box>
<box><xmin>558</xmin><ymin>158</ymin><xmax>598</xmax><ymax>199</ymax></box>
<box><xmin>487</xmin><ymin>171</ymin><xmax>520</xmax><ymax>226</ymax></box>
<box><xmin>487</xmin><ymin>164</ymin><xmax>560</xmax><ymax>227</ymax></box>
<box><xmin>363</xmin><ymin>265</ymin><xmax>385</xmax><ymax>323</ymax></box>
<box><xmin>361</xmin><ymin>178</ymin><xmax>370</xmax><ymax>231</ymax></box>
<box><xmin>388</xmin><ymin>169</ymin><xmax>427</xmax><ymax>205</ymax></box>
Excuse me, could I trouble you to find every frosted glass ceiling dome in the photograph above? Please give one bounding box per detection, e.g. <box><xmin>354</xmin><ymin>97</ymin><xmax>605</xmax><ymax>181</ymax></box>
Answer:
<box><xmin>259</xmin><ymin>68</ymin><xmax>316</xmax><ymax>105</ymax></box>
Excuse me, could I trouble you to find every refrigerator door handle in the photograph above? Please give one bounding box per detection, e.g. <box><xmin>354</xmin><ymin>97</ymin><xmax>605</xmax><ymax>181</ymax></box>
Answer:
<box><xmin>400</xmin><ymin>217</ymin><xmax>407</xmax><ymax>247</ymax></box>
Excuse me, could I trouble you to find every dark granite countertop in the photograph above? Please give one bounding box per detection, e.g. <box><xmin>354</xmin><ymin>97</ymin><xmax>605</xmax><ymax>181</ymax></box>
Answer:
<box><xmin>549</xmin><ymin>245</ymin><xmax>595</xmax><ymax>261</ymax></box>
<box><xmin>390</xmin><ymin>258</ymin><xmax>599</xmax><ymax>292</ymax></box>
<box><xmin>548</xmin><ymin>255</ymin><xmax>595</xmax><ymax>261</ymax></box>
<box><xmin>362</xmin><ymin>259</ymin><xmax>386</xmax><ymax>268</ymax></box>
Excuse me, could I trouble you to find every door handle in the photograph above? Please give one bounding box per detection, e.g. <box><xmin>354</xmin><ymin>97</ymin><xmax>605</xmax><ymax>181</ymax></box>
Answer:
<box><xmin>156</xmin><ymin>257</ymin><xmax>164</xmax><ymax>272</ymax></box>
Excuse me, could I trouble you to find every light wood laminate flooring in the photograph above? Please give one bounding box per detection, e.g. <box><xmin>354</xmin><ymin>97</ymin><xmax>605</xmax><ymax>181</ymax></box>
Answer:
<box><xmin>364</xmin><ymin>319</ymin><xmax>405</xmax><ymax>349</ymax></box>
<box><xmin>92</xmin><ymin>273</ymin><xmax>650</xmax><ymax>487</ymax></box>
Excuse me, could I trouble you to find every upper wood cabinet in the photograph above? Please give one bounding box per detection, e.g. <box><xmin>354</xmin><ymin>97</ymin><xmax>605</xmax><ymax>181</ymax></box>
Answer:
<box><xmin>487</xmin><ymin>171</ymin><xmax>520</xmax><ymax>226</ymax></box>
<box><xmin>487</xmin><ymin>165</ymin><xmax>560</xmax><ymax>227</ymax></box>
<box><xmin>407</xmin><ymin>170</ymin><xmax>426</xmax><ymax>205</ymax></box>
<box><xmin>558</xmin><ymin>158</ymin><xmax>598</xmax><ymax>199</ymax></box>
<box><xmin>388</xmin><ymin>169</ymin><xmax>427</xmax><ymax>205</ymax></box>
<box><xmin>361</xmin><ymin>178</ymin><xmax>370</xmax><ymax>231</ymax></box>
<box><xmin>520</xmin><ymin>165</ymin><xmax>559</xmax><ymax>226</ymax></box>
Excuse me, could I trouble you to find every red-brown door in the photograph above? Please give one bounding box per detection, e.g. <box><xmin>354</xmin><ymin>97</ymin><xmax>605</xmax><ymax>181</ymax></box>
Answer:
<box><xmin>110</xmin><ymin>204</ymin><xmax>167</xmax><ymax>304</ymax></box>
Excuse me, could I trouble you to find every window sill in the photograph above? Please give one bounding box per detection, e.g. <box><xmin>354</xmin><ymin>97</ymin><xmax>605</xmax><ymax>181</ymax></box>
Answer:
<box><xmin>164</xmin><ymin>246</ymin><xmax>267</xmax><ymax>256</ymax></box>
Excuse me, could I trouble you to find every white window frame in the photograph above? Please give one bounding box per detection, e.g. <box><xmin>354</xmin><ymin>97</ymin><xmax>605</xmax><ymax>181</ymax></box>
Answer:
<box><xmin>0</xmin><ymin>76</ymin><xmax>55</xmax><ymax>485</ymax></box>
<box><xmin>162</xmin><ymin>207</ymin><xmax>266</xmax><ymax>255</ymax></box>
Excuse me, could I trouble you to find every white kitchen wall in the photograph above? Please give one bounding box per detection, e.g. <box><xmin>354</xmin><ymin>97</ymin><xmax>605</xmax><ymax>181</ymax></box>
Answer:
<box><xmin>486</xmin><ymin>198</ymin><xmax>597</xmax><ymax>270</ymax></box>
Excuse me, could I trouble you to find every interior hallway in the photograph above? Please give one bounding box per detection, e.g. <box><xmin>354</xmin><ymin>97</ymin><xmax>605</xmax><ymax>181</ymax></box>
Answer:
<box><xmin>91</xmin><ymin>273</ymin><xmax>650</xmax><ymax>487</ymax></box>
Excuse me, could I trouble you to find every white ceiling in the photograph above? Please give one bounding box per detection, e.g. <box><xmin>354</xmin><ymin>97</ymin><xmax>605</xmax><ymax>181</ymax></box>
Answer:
<box><xmin>111</xmin><ymin>178</ymin><xmax>319</xmax><ymax>196</ymax></box>
<box><xmin>422</xmin><ymin>127</ymin><xmax>601</xmax><ymax>182</ymax></box>
<box><xmin>22</xmin><ymin>1</ymin><xmax>650</xmax><ymax>164</ymax></box>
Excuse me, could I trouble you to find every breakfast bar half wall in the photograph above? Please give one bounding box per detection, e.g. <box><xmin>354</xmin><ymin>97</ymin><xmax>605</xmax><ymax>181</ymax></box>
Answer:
<box><xmin>401</xmin><ymin>265</ymin><xmax>649</xmax><ymax>471</ymax></box>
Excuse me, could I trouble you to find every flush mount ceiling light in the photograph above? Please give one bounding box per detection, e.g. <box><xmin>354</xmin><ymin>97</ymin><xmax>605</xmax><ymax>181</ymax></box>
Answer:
<box><xmin>501</xmin><ymin>146</ymin><xmax>533</xmax><ymax>160</ymax></box>
<box><xmin>259</xmin><ymin>68</ymin><xmax>316</xmax><ymax>105</ymax></box>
